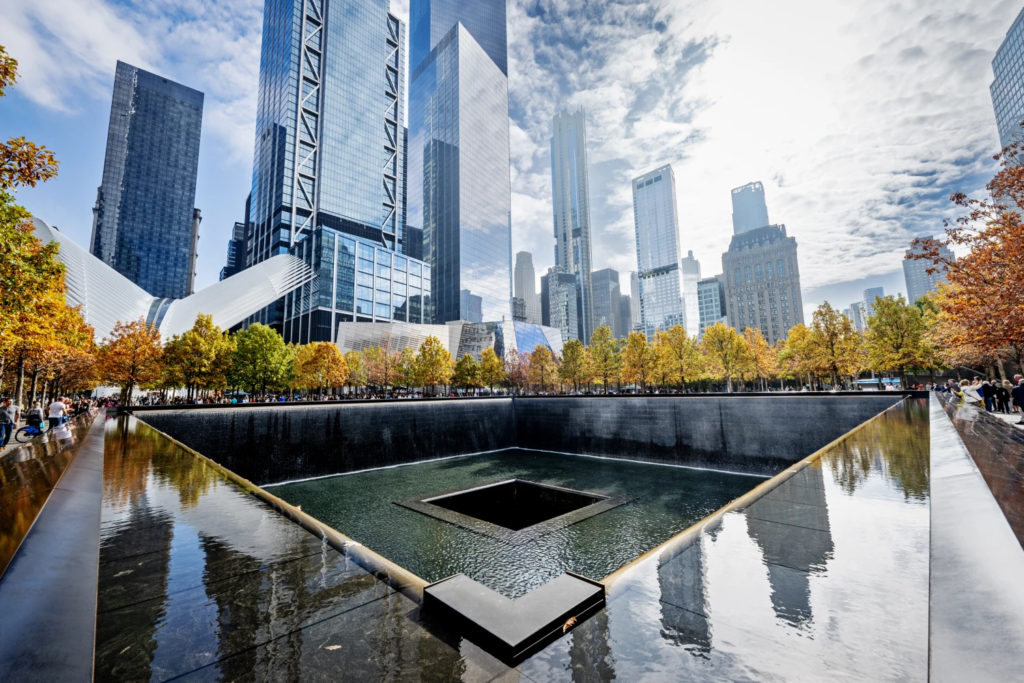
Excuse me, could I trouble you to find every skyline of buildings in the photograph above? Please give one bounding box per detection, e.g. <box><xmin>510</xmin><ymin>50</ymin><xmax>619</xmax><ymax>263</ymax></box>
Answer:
<box><xmin>550</xmin><ymin>108</ymin><xmax>595</xmax><ymax>342</ymax></box>
<box><xmin>71</xmin><ymin>0</ymin><xmax>997</xmax><ymax>350</ymax></box>
<box><xmin>91</xmin><ymin>61</ymin><xmax>204</xmax><ymax>300</ymax></box>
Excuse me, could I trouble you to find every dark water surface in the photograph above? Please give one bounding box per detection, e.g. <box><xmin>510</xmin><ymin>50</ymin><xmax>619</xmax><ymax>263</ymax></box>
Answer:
<box><xmin>270</xmin><ymin>450</ymin><xmax>761</xmax><ymax>597</ymax></box>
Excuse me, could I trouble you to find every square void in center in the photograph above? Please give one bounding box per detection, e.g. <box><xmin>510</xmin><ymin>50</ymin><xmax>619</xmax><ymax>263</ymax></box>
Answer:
<box><xmin>425</xmin><ymin>479</ymin><xmax>605</xmax><ymax>531</ymax></box>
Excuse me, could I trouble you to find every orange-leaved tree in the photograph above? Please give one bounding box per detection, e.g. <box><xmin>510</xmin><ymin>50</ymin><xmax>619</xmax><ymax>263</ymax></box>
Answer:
<box><xmin>911</xmin><ymin>134</ymin><xmax>1024</xmax><ymax>356</ymax></box>
<box><xmin>97</xmin><ymin>319</ymin><xmax>163</xmax><ymax>404</ymax></box>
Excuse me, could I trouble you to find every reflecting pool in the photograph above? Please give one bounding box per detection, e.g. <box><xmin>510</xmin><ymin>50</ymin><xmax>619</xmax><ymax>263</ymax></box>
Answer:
<box><xmin>270</xmin><ymin>450</ymin><xmax>761</xmax><ymax>597</ymax></box>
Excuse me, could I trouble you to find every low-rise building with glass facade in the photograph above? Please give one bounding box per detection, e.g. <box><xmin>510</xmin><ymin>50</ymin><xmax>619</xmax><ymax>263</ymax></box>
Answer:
<box><xmin>283</xmin><ymin>226</ymin><xmax>431</xmax><ymax>344</ymax></box>
<box><xmin>697</xmin><ymin>276</ymin><xmax>727</xmax><ymax>339</ymax></box>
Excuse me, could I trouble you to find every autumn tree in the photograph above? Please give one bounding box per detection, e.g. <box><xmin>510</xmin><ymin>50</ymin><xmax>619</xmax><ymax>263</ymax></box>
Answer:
<box><xmin>295</xmin><ymin>342</ymin><xmax>348</xmax><ymax>394</ymax></box>
<box><xmin>742</xmin><ymin>327</ymin><xmax>778</xmax><ymax>391</ymax></box>
<box><xmin>364</xmin><ymin>345</ymin><xmax>402</xmax><ymax>392</ymax></box>
<box><xmin>452</xmin><ymin>354</ymin><xmax>483</xmax><ymax>392</ymax></box>
<box><xmin>230</xmin><ymin>323</ymin><xmax>291</xmax><ymax>396</ymax></box>
<box><xmin>397</xmin><ymin>347</ymin><xmax>419</xmax><ymax>390</ymax></box>
<box><xmin>558</xmin><ymin>339</ymin><xmax>589</xmax><ymax>392</ymax></box>
<box><xmin>911</xmin><ymin>136</ymin><xmax>1024</xmax><ymax>356</ymax></box>
<box><xmin>621</xmin><ymin>331</ymin><xmax>656</xmax><ymax>392</ymax></box>
<box><xmin>504</xmin><ymin>348</ymin><xmax>529</xmax><ymax>394</ymax></box>
<box><xmin>479</xmin><ymin>347</ymin><xmax>506</xmax><ymax>391</ymax></box>
<box><xmin>778</xmin><ymin>323</ymin><xmax>817</xmax><ymax>389</ymax></box>
<box><xmin>163</xmin><ymin>314</ymin><xmax>234</xmax><ymax>399</ymax></box>
<box><xmin>803</xmin><ymin>303</ymin><xmax>862</xmax><ymax>388</ymax></box>
<box><xmin>343</xmin><ymin>350</ymin><xmax>368</xmax><ymax>396</ymax></box>
<box><xmin>700</xmin><ymin>323</ymin><xmax>752</xmax><ymax>393</ymax></box>
<box><xmin>527</xmin><ymin>344</ymin><xmax>558</xmax><ymax>393</ymax></box>
<box><xmin>416</xmin><ymin>336</ymin><xmax>453</xmax><ymax>394</ymax></box>
<box><xmin>588</xmin><ymin>326</ymin><xmax>621</xmax><ymax>393</ymax></box>
<box><xmin>865</xmin><ymin>294</ymin><xmax>934</xmax><ymax>387</ymax></box>
<box><xmin>97</xmin><ymin>319</ymin><xmax>163</xmax><ymax>404</ymax></box>
<box><xmin>657</xmin><ymin>325</ymin><xmax>703</xmax><ymax>390</ymax></box>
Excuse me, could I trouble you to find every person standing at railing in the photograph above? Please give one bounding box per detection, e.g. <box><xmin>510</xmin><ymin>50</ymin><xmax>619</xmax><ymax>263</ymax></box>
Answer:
<box><xmin>47</xmin><ymin>397</ymin><xmax>67</xmax><ymax>430</ymax></box>
<box><xmin>1012</xmin><ymin>380</ymin><xmax>1024</xmax><ymax>426</ymax></box>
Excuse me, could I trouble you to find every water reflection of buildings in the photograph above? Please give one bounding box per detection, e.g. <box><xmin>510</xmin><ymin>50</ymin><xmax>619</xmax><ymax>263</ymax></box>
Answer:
<box><xmin>745</xmin><ymin>466</ymin><xmax>834</xmax><ymax>627</ymax></box>
<box><xmin>658</xmin><ymin>541</ymin><xmax>711</xmax><ymax>655</ymax></box>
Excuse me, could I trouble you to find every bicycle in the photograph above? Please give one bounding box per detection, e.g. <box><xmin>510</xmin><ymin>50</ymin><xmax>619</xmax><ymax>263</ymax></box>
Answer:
<box><xmin>13</xmin><ymin>422</ymin><xmax>50</xmax><ymax>444</ymax></box>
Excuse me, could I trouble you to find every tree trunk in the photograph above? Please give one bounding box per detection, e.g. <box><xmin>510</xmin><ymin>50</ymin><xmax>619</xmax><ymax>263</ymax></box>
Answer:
<box><xmin>16</xmin><ymin>356</ymin><xmax>26</xmax><ymax>407</ymax></box>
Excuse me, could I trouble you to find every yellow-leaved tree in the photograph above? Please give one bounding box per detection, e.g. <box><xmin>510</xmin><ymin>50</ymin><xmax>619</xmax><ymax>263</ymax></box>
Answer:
<box><xmin>97</xmin><ymin>319</ymin><xmax>163</xmax><ymax>404</ymax></box>
<box><xmin>416</xmin><ymin>336</ymin><xmax>453</xmax><ymax>395</ymax></box>
<box><xmin>700</xmin><ymin>323</ymin><xmax>751</xmax><ymax>393</ymax></box>
<box><xmin>295</xmin><ymin>342</ymin><xmax>348</xmax><ymax>394</ymax></box>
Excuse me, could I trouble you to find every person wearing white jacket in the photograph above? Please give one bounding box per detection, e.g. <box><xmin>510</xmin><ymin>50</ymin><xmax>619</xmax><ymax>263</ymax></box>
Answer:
<box><xmin>960</xmin><ymin>379</ymin><xmax>983</xmax><ymax>405</ymax></box>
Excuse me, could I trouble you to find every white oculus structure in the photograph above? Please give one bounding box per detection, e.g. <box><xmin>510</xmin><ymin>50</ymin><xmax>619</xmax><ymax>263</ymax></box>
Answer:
<box><xmin>32</xmin><ymin>217</ymin><xmax>314</xmax><ymax>341</ymax></box>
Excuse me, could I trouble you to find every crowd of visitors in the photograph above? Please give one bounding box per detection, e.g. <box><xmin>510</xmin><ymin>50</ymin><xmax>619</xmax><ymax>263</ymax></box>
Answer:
<box><xmin>939</xmin><ymin>375</ymin><xmax>1024</xmax><ymax>425</ymax></box>
<box><xmin>0</xmin><ymin>396</ymin><xmax>96</xmax><ymax>448</ymax></box>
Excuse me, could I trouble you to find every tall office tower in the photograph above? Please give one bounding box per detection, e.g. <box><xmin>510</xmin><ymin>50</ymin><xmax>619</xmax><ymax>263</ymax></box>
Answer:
<box><xmin>629</xmin><ymin>271</ymin><xmax>641</xmax><ymax>331</ymax></box>
<box><xmin>847</xmin><ymin>302</ymin><xmax>864</xmax><ymax>332</ymax></box>
<box><xmin>903</xmin><ymin>241</ymin><xmax>954</xmax><ymax>304</ymax></box>
<box><xmin>731</xmin><ymin>181</ymin><xmax>770</xmax><ymax>235</ymax></box>
<box><xmin>220</xmin><ymin>221</ymin><xmax>247</xmax><ymax>281</ymax></box>
<box><xmin>551</xmin><ymin>108</ymin><xmax>595</xmax><ymax>341</ymax></box>
<box><xmin>697</xmin><ymin>276</ymin><xmax>727</xmax><ymax>339</ymax></box>
<box><xmin>991</xmin><ymin>8</ymin><xmax>1024</xmax><ymax>149</ymax></box>
<box><xmin>679</xmin><ymin>251</ymin><xmax>701</xmax><ymax>337</ymax></box>
<box><xmin>248</xmin><ymin>0</ymin><xmax>431</xmax><ymax>341</ymax></box>
<box><xmin>632</xmin><ymin>165</ymin><xmax>685</xmax><ymax>337</ymax></box>
<box><xmin>591</xmin><ymin>268</ymin><xmax>621</xmax><ymax>341</ymax></box>
<box><xmin>408</xmin><ymin>0</ymin><xmax>512</xmax><ymax>325</ymax></box>
<box><xmin>91</xmin><ymin>61</ymin><xmax>203</xmax><ymax>300</ymax></box>
<box><xmin>540</xmin><ymin>269</ymin><xmax>551</xmax><ymax>326</ymax></box>
<box><xmin>859</xmin><ymin>287</ymin><xmax>885</xmax><ymax>328</ymax></box>
<box><xmin>514</xmin><ymin>251</ymin><xmax>542</xmax><ymax>324</ymax></box>
<box><xmin>618</xmin><ymin>295</ymin><xmax>632</xmax><ymax>338</ymax></box>
<box><xmin>547</xmin><ymin>271</ymin><xmax>579</xmax><ymax>344</ymax></box>
<box><xmin>722</xmin><ymin>224</ymin><xmax>804</xmax><ymax>345</ymax></box>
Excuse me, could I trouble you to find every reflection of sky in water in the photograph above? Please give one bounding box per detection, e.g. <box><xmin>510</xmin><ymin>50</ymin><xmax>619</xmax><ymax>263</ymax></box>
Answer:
<box><xmin>149</xmin><ymin>522</ymin><xmax>220</xmax><ymax>679</ymax></box>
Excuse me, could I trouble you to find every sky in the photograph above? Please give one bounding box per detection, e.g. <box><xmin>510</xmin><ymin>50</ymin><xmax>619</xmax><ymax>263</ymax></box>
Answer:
<box><xmin>2</xmin><ymin>0</ymin><xmax>1019</xmax><ymax>322</ymax></box>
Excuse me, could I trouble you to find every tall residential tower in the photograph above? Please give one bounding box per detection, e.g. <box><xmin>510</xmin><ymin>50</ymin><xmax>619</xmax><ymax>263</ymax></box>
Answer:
<box><xmin>551</xmin><ymin>108</ymin><xmax>595</xmax><ymax>341</ymax></box>
<box><xmin>514</xmin><ymin>251</ymin><xmax>541</xmax><ymax>324</ymax></box>
<box><xmin>408</xmin><ymin>0</ymin><xmax>513</xmax><ymax>324</ymax></box>
<box><xmin>632</xmin><ymin>165</ymin><xmax>685</xmax><ymax>337</ymax></box>
<box><xmin>91</xmin><ymin>61</ymin><xmax>203</xmax><ymax>300</ymax></box>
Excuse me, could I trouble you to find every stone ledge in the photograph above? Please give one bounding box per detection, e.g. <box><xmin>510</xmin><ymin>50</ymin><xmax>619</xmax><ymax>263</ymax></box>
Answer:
<box><xmin>423</xmin><ymin>572</ymin><xmax>605</xmax><ymax>663</ymax></box>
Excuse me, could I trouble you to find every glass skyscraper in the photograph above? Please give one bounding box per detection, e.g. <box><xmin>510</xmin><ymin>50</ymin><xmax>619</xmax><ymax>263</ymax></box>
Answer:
<box><xmin>903</xmin><ymin>241</ymin><xmax>954</xmax><ymax>305</ymax></box>
<box><xmin>632</xmin><ymin>164</ymin><xmax>685</xmax><ymax>337</ymax></box>
<box><xmin>591</xmin><ymin>268</ymin><xmax>622</xmax><ymax>339</ymax></box>
<box><xmin>408</xmin><ymin>0</ymin><xmax>513</xmax><ymax>325</ymax></box>
<box><xmin>247</xmin><ymin>0</ymin><xmax>426</xmax><ymax>339</ymax></box>
<box><xmin>91</xmin><ymin>61</ymin><xmax>203</xmax><ymax>300</ymax></box>
<box><xmin>551</xmin><ymin>108</ymin><xmax>595</xmax><ymax>341</ymax></box>
<box><xmin>991</xmin><ymin>7</ymin><xmax>1024</xmax><ymax>149</ymax></box>
<box><xmin>730</xmin><ymin>181</ymin><xmax>770</xmax><ymax>235</ymax></box>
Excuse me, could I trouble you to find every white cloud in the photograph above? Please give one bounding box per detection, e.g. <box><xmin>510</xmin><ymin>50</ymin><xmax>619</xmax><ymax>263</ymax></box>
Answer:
<box><xmin>2</xmin><ymin>0</ymin><xmax>263</xmax><ymax>165</ymax></box>
<box><xmin>4</xmin><ymin>0</ymin><xmax>1018</xmax><ymax>303</ymax></box>
<box><xmin>506</xmin><ymin>0</ymin><xmax>1016</xmax><ymax>300</ymax></box>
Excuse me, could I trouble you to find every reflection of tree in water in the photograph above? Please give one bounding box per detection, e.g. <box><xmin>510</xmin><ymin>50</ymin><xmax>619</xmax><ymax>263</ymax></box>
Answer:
<box><xmin>104</xmin><ymin>416</ymin><xmax>219</xmax><ymax>509</ymax></box>
<box><xmin>824</xmin><ymin>401</ymin><xmax>929</xmax><ymax>501</ymax></box>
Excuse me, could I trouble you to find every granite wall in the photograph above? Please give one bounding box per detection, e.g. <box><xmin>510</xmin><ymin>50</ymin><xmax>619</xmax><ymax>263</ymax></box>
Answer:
<box><xmin>139</xmin><ymin>399</ymin><xmax>516</xmax><ymax>485</ymax></box>
<box><xmin>514</xmin><ymin>396</ymin><xmax>904</xmax><ymax>474</ymax></box>
<box><xmin>136</xmin><ymin>395</ymin><xmax>906</xmax><ymax>484</ymax></box>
